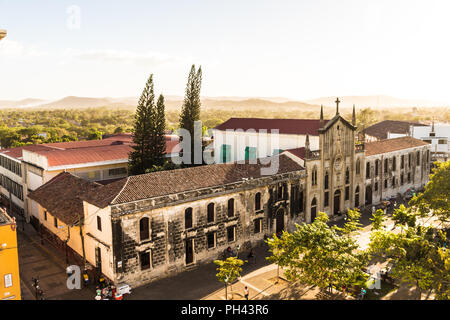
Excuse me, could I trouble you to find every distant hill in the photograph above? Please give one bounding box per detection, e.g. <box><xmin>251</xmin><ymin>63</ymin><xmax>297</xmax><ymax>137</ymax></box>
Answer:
<box><xmin>5</xmin><ymin>95</ymin><xmax>320</xmax><ymax>111</ymax></box>
<box><xmin>1</xmin><ymin>94</ymin><xmax>447</xmax><ymax>111</ymax></box>
<box><xmin>306</xmin><ymin>95</ymin><xmax>447</xmax><ymax>109</ymax></box>
<box><xmin>36</xmin><ymin>96</ymin><xmax>131</xmax><ymax>109</ymax></box>
<box><xmin>0</xmin><ymin>98</ymin><xmax>47</xmax><ymax>108</ymax></box>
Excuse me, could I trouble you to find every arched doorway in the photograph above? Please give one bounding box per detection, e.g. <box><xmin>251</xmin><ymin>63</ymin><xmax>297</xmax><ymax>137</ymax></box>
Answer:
<box><xmin>355</xmin><ymin>186</ymin><xmax>360</xmax><ymax>208</ymax></box>
<box><xmin>311</xmin><ymin>198</ymin><xmax>317</xmax><ymax>222</ymax></box>
<box><xmin>334</xmin><ymin>190</ymin><xmax>341</xmax><ymax>215</ymax></box>
<box><xmin>275</xmin><ymin>208</ymin><xmax>285</xmax><ymax>235</ymax></box>
<box><xmin>365</xmin><ymin>185</ymin><xmax>372</xmax><ymax>205</ymax></box>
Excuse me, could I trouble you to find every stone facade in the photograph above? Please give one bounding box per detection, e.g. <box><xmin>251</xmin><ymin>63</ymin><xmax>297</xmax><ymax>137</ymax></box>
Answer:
<box><xmin>110</xmin><ymin>170</ymin><xmax>306</xmax><ymax>287</ymax></box>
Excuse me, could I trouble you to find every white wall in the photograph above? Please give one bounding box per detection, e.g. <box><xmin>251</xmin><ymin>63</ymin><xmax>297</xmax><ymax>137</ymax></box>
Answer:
<box><xmin>213</xmin><ymin>129</ymin><xmax>319</xmax><ymax>163</ymax></box>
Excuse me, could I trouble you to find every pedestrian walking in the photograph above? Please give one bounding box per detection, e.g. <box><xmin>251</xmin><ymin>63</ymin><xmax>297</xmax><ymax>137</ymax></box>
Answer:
<box><xmin>360</xmin><ymin>288</ymin><xmax>367</xmax><ymax>300</ymax></box>
<box><xmin>247</xmin><ymin>249</ymin><xmax>256</xmax><ymax>264</ymax></box>
<box><xmin>66</xmin><ymin>265</ymin><xmax>72</xmax><ymax>278</ymax></box>
<box><xmin>244</xmin><ymin>286</ymin><xmax>249</xmax><ymax>300</ymax></box>
<box><xmin>83</xmin><ymin>270</ymin><xmax>89</xmax><ymax>287</ymax></box>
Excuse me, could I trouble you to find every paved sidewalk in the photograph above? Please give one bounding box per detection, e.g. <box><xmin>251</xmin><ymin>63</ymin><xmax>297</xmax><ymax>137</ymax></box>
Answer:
<box><xmin>14</xmin><ymin>213</ymin><xmax>96</xmax><ymax>300</ymax></box>
<box><xmin>129</xmin><ymin>243</ymin><xmax>273</xmax><ymax>300</ymax></box>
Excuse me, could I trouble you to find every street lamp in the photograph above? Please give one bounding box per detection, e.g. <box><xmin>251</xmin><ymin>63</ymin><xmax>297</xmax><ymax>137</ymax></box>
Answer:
<box><xmin>0</xmin><ymin>29</ymin><xmax>6</xmax><ymax>41</ymax></box>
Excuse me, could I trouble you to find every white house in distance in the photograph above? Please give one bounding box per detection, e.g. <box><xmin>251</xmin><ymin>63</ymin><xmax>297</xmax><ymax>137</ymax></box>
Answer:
<box><xmin>212</xmin><ymin>111</ymin><xmax>331</xmax><ymax>163</ymax></box>
<box><xmin>410</xmin><ymin>123</ymin><xmax>449</xmax><ymax>162</ymax></box>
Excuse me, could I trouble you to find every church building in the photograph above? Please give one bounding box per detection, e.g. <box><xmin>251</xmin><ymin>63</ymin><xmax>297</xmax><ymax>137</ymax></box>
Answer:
<box><xmin>27</xmin><ymin>99</ymin><xmax>431</xmax><ymax>288</ymax></box>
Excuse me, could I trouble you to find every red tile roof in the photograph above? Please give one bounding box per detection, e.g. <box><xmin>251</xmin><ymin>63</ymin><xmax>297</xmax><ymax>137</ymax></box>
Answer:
<box><xmin>105</xmin><ymin>154</ymin><xmax>304</xmax><ymax>205</ymax></box>
<box><xmin>365</xmin><ymin>136</ymin><xmax>429</xmax><ymax>156</ymax></box>
<box><xmin>28</xmin><ymin>172</ymin><xmax>103</xmax><ymax>225</ymax></box>
<box><xmin>214</xmin><ymin>118</ymin><xmax>329</xmax><ymax>136</ymax></box>
<box><xmin>0</xmin><ymin>134</ymin><xmax>181</xmax><ymax>167</ymax></box>
<box><xmin>364</xmin><ymin>120</ymin><xmax>426</xmax><ymax>140</ymax></box>
<box><xmin>284</xmin><ymin>147</ymin><xmax>306</xmax><ymax>159</ymax></box>
<box><xmin>28</xmin><ymin>154</ymin><xmax>305</xmax><ymax>211</ymax></box>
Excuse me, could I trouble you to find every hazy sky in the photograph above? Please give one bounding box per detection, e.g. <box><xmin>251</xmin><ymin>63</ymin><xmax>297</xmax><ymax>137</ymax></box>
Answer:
<box><xmin>1</xmin><ymin>0</ymin><xmax>450</xmax><ymax>102</ymax></box>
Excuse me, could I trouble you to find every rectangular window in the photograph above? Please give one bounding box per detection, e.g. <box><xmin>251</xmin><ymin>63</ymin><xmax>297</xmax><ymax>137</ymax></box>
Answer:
<box><xmin>227</xmin><ymin>226</ymin><xmax>236</xmax><ymax>243</ymax></box>
<box><xmin>245</xmin><ymin>146</ymin><xmax>257</xmax><ymax>160</ymax></box>
<box><xmin>54</xmin><ymin>217</ymin><xmax>58</xmax><ymax>228</ymax></box>
<box><xmin>207</xmin><ymin>232</ymin><xmax>216</xmax><ymax>249</ymax></box>
<box><xmin>384</xmin><ymin>179</ymin><xmax>388</xmax><ymax>189</ymax></box>
<box><xmin>345</xmin><ymin>186</ymin><xmax>349</xmax><ymax>201</ymax></box>
<box><xmin>401</xmin><ymin>174</ymin><xmax>404</xmax><ymax>185</ymax></box>
<box><xmin>185</xmin><ymin>208</ymin><xmax>193</xmax><ymax>229</ymax></box>
<box><xmin>254</xmin><ymin>218</ymin><xmax>262</xmax><ymax>234</ymax></box>
<box><xmin>375</xmin><ymin>182</ymin><xmax>378</xmax><ymax>192</ymax></box>
<box><xmin>97</xmin><ymin>216</ymin><xmax>102</xmax><ymax>231</ymax></box>
<box><xmin>4</xmin><ymin>274</ymin><xmax>12</xmax><ymax>288</ymax></box>
<box><xmin>324</xmin><ymin>191</ymin><xmax>329</xmax><ymax>207</ymax></box>
<box><xmin>44</xmin><ymin>211</ymin><xmax>47</xmax><ymax>221</ymax></box>
<box><xmin>227</xmin><ymin>198</ymin><xmax>235</xmax><ymax>218</ymax></box>
<box><xmin>407</xmin><ymin>172</ymin><xmax>411</xmax><ymax>183</ymax></box>
<box><xmin>108</xmin><ymin>167</ymin><xmax>127</xmax><ymax>176</ymax></box>
<box><xmin>220</xmin><ymin>144</ymin><xmax>231</xmax><ymax>163</ymax></box>
<box><xmin>140</xmin><ymin>251</ymin><xmax>151</xmax><ymax>270</ymax></box>
<box><xmin>207</xmin><ymin>203</ymin><xmax>215</xmax><ymax>223</ymax></box>
<box><xmin>401</xmin><ymin>155</ymin><xmax>404</xmax><ymax>169</ymax></box>
<box><xmin>438</xmin><ymin>139</ymin><xmax>446</xmax><ymax>144</ymax></box>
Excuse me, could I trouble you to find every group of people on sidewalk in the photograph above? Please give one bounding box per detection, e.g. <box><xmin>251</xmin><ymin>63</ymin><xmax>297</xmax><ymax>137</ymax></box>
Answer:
<box><xmin>94</xmin><ymin>276</ymin><xmax>123</xmax><ymax>300</ymax></box>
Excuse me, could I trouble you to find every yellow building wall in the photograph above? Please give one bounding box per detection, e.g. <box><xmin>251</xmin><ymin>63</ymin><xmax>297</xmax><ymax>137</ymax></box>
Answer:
<box><xmin>0</xmin><ymin>222</ymin><xmax>21</xmax><ymax>300</ymax></box>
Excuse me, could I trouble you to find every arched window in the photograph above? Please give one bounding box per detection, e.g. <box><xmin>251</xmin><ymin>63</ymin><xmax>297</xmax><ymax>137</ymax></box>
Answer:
<box><xmin>366</xmin><ymin>162</ymin><xmax>371</xmax><ymax>179</ymax></box>
<box><xmin>311</xmin><ymin>197</ymin><xmax>317</xmax><ymax>222</ymax></box>
<box><xmin>312</xmin><ymin>166</ymin><xmax>318</xmax><ymax>186</ymax></box>
<box><xmin>139</xmin><ymin>217</ymin><xmax>150</xmax><ymax>241</ymax></box>
<box><xmin>356</xmin><ymin>159</ymin><xmax>361</xmax><ymax>175</ymax></box>
<box><xmin>207</xmin><ymin>203</ymin><xmax>215</xmax><ymax>223</ymax></box>
<box><xmin>345</xmin><ymin>167</ymin><xmax>350</xmax><ymax>184</ymax></box>
<box><xmin>324</xmin><ymin>171</ymin><xmax>329</xmax><ymax>190</ymax></box>
<box><xmin>355</xmin><ymin>186</ymin><xmax>360</xmax><ymax>207</ymax></box>
<box><xmin>185</xmin><ymin>208</ymin><xmax>193</xmax><ymax>229</ymax></box>
<box><xmin>227</xmin><ymin>198</ymin><xmax>235</xmax><ymax>217</ymax></box>
<box><xmin>255</xmin><ymin>192</ymin><xmax>261</xmax><ymax>211</ymax></box>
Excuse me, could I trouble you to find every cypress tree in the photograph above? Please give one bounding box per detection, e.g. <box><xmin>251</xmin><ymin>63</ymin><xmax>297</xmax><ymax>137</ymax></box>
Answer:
<box><xmin>179</xmin><ymin>64</ymin><xmax>202</xmax><ymax>166</ymax></box>
<box><xmin>153</xmin><ymin>94</ymin><xmax>167</xmax><ymax>167</ymax></box>
<box><xmin>129</xmin><ymin>74</ymin><xmax>159</xmax><ymax>175</ymax></box>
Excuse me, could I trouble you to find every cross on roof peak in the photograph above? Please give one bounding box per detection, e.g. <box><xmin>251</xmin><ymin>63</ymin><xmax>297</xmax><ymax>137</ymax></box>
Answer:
<box><xmin>335</xmin><ymin>97</ymin><xmax>340</xmax><ymax>115</ymax></box>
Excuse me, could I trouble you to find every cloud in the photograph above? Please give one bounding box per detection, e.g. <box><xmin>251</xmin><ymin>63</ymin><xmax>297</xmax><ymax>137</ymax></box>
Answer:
<box><xmin>64</xmin><ymin>48</ymin><xmax>181</xmax><ymax>67</ymax></box>
<box><xmin>0</xmin><ymin>39</ymin><xmax>48</xmax><ymax>57</ymax></box>
<box><xmin>0</xmin><ymin>40</ymin><xmax>183</xmax><ymax>67</ymax></box>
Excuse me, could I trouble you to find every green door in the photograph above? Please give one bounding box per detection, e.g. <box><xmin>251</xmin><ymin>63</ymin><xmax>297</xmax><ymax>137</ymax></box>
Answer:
<box><xmin>245</xmin><ymin>146</ymin><xmax>257</xmax><ymax>160</ymax></box>
<box><xmin>221</xmin><ymin>144</ymin><xmax>231</xmax><ymax>163</ymax></box>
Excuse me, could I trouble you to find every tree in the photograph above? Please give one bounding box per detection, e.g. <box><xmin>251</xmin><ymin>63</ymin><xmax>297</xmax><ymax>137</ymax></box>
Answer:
<box><xmin>357</xmin><ymin>108</ymin><xmax>378</xmax><ymax>132</ymax></box>
<box><xmin>128</xmin><ymin>74</ymin><xmax>167</xmax><ymax>175</ymax></box>
<box><xmin>370</xmin><ymin>209</ymin><xmax>387</xmax><ymax>231</ymax></box>
<box><xmin>368</xmin><ymin>225</ymin><xmax>448</xmax><ymax>299</ymax></box>
<box><xmin>267</xmin><ymin>212</ymin><xmax>369</xmax><ymax>294</ymax></box>
<box><xmin>153</xmin><ymin>94</ymin><xmax>167</xmax><ymax>166</ymax></box>
<box><xmin>179</xmin><ymin>64</ymin><xmax>202</xmax><ymax>166</ymax></box>
<box><xmin>409</xmin><ymin>160</ymin><xmax>450</xmax><ymax>224</ymax></box>
<box><xmin>87</xmin><ymin>129</ymin><xmax>102</xmax><ymax>140</ymax></box>
<box><xmin>213</xmin><ymin>257</ymin><xmax>244</xmax><ymax>300</ymax></box>
<box><xmin>114</xmin><ymin>126</ymin><xmax>124</xmax><ymax>134</ymax></box>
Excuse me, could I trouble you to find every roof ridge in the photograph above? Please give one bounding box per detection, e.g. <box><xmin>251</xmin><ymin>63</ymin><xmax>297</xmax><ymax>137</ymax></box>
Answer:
<box><xmin>110</xmin><ymin>176</ymin><xmax>131</xmax><ymax>204</ymax></box>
